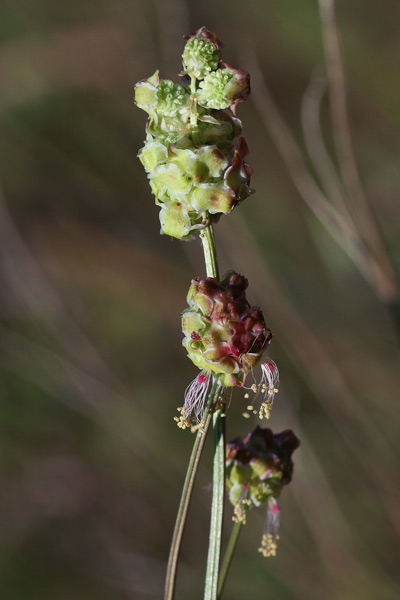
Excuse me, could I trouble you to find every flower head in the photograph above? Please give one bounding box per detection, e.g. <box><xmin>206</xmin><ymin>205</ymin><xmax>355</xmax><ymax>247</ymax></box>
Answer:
<box><xmin>226</xmin><ymin>426</ymin><xmax>300</xmax><ymax>556</ymax></box>
<box><xmin>134</xmin><ymin>28</ymin><xmax>254</xmax><ymax>241</ymax></box>
<box><xmin>182</xmin><ymin>271</ymin><xmax>272</xmax><ymax>387</ymax></box>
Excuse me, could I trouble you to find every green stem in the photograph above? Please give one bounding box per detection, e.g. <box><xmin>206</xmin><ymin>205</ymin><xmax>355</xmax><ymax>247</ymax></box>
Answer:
<box><xmin>204</xmin><ymin>406</ymin><xmax>226</xmax><ymax>600</ymax></box>
<box><xmin>164</xmin><ymin>379</ymin><xmax>221</xmax><ymax>600</ymax></box>
<box><xmin>164</xmin><ymin>219</ymin><xmax>224</xmax><ymax>600</ymax></box>
<box><xmin>200</xmin><ymin>219</ymin><xmax>225</xmax><ymax>600</ymax></box>
<box><xmin>190</xmin><ymin>76</ymin><xmax>198</xmax><ymax>128</ymax></box>
<box><xmin>217</xmin><ymin>521</ymin><xmax>243</xmax><ymax>599</ymax></box>
<box><xmin>200</xmin><ymin>220</ymin><xmax>220</xmax><ymax>279</ymax></box>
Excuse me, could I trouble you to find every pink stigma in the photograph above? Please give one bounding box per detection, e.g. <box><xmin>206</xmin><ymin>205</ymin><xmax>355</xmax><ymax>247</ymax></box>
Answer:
<box><xmin>271</xmin><ymin>502</ymin><xmax>280</xmax><ymax>514</ymax></box>
<box><xmin>191</xmin><ymin>331</ymin><xmax>200</xmax><ymax>341</ymax></box>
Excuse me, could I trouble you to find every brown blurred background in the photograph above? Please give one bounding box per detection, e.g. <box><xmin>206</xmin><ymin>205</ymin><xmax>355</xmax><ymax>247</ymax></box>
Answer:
<box><xmin>0</xmin><ymin>1</ymin><xmax>399</xmax><ymax>598</ymax></box>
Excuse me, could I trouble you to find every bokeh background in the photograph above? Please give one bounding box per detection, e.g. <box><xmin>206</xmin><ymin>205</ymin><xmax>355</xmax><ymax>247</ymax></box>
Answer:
<box><xmin>1</xmin><ymin>1</ymin><xmax>399</xmax><ymax>598</ymax></box>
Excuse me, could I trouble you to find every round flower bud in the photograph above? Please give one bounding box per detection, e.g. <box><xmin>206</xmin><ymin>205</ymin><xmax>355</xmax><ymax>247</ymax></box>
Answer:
<box><xmin>134</xmin><ymin>71</ymin><xmax>190</xmax><ymax>125</ymax></box>
<box><xmin>196</xmin><ymin>65</ymin><xmax>250</xmax><ymax>113</ymax></box>
<box><xmin>156</xmin><ymin>79</ymin><xmax>190</xmax><ymax>117</ymax></box>
<box><xmin>182</xmin><ymin>27</ymin><xmax>222</xmax><ymax>79</ymax></box>
<box><xmin>196</xmin><ymin>69</ymin><xmax>234</xmax><ymax>110</ymax></box>
<box><xmin>182</xmin><ymin>272</ymin><xmax>272</xmax><ymax>386</ymax></box>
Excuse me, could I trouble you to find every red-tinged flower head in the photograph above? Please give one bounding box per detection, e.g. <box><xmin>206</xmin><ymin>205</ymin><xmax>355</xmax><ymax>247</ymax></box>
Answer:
<box><xmin>182</xmin><ymin>271</ymin><xmax>272</xmax><ymax>388</ymax></box>
<box><xmin>226</xmin><ymin>426</ymin><xmax>300</xmax><ymax>556</ymax></box>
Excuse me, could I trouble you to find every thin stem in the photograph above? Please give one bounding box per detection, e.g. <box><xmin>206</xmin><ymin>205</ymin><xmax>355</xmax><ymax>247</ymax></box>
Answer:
<box><xmin>165</xmin><ymin>216</ymin><xmax>224</xmax><ymax>600</ymax></box>
<box><xmin>217</xmin><ymin>521</ymin><xmax>243</xmax><ymax>599</ymax></box>
<box><xmin>200</xmin><ymin>219</ymin><xmax>220</xmax><ymax>279</ymax></box>
<box><xmin>200</xmin><ymin>218</ymin><xmax>225</xmax><ymax>600</ymax></box>
<box><xmin>204</xmin><ymin>406</ymin><xmax>226</xmax><ymax>600</ymax></box>
<box><xmin>190</xmin><ymin>76</ymin><xmax>198</xmax><ymax>127</ymax></box>
<box><xmin>164</xmin><ymin>379</ymin><xmax>221</xmax><ymax>600</ymax></box>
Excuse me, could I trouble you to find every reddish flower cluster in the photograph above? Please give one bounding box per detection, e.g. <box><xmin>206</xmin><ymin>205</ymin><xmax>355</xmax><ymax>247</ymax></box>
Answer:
<box><xmin>182</xmin><ymin>271</ymin><xmax>272</xmax><ymax>387</ymax></box>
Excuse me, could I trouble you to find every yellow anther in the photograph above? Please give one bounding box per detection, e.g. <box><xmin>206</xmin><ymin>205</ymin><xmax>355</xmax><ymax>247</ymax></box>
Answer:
<box><xmin>258</xmin><ymin>533</ymin><xmax>279</xmax><ymax>558</ymax></box>
<box><xmin>242</xmin><ymin>412</ymin><xmax>251</xmax><ymax>419</ymax></box>
<box><xmin>232</xmin><ymin>499</ymin><xmax>252</xmax><ymax>524</ymax></box>
<box><xmin>259</xmin><ymin>401</ymin><xmax>272</xmax><ymax>420</ymax></box>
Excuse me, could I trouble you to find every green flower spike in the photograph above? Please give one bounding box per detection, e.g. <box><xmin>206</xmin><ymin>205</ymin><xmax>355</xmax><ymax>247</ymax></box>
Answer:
<box><xmin>135</xmin><ymin>27</ymin><xmax>254</xmax><ymax>240</ymax></box>
<box><xmin>226</xmin><ymin>426</ymin><xmax>300</xmax><ymax>556</ymax></box>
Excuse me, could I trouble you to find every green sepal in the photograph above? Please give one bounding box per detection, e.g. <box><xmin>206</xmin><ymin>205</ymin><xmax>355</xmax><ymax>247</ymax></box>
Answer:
<box><xmin>181</xmin><ymin>312</ymin><xmax>207</xmax><ymax>336</ymax></box>
<box><xmin>134</xmin><ymin>71</ymin><xmax>159</xmax><ymax>121</ymax></box>
<box><xmin>138</xmin><ymin>141</ymin><xmax>168</xmax><ymax>173</ymax></box>
<box><xmin>159</xmin><ymin>201</ymin><xmax>191</xmax><ymax>239</ymax></box>
<box><xmin>150</xmin><ymin>163</ymin><xmax>190</xmax><ymax>195</ymax></box>
<box><xmin>190</xmin><ymin>145</ymin><xmax>228</xmax><ymax>183</ymax></box>
<box><xmin>192</xmin><ymin>183</ymin><xmax>235</xmax><ymax>214</ymax></box>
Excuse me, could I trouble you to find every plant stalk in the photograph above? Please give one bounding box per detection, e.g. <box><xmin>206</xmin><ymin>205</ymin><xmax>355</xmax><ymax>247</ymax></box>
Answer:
<box><xmin>200</xmin><ymin>219</ymin><xmax>220</xmax><ymax>280</ymax></box>
<box><xmin>204</xmin><ymin>406</ymin><xmax>226</xmax><ymax>600</ymax></box>
<box><xmin>217</xmin><ymin>521</ymin><xmax>243</xmax><ymax>599</ymax></box>
<box><xmin>200</xmin><ymin>219</ymin><xmax>226</xmax><ymax>600</ymax></box>
<box><xmin>164</xmin><ymin>378</ymin><xmax>221</xmax><ymax>600</ymax></box>
<box><xmin>165</xmin><ymin>219</ymin><xmax>225</xmax><ymax>600</ymax></box>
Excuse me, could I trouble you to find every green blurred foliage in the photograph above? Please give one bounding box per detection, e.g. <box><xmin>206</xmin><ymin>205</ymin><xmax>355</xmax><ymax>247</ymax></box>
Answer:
<box><xmin>0</xmin><ymin>1</ymin><xmax>399</xmax><ymax>599</ymax></box>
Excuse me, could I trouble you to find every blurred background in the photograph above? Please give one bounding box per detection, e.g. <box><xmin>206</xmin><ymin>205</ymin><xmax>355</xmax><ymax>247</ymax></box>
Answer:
<box><xmin>1</xmin><ymin>0</ymin><xmax>399</xmax><ymax>598</ymax></box>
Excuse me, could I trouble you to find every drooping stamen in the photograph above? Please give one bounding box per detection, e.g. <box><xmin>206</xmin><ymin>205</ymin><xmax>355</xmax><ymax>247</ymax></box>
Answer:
<box><xmin>174</xmin><ymin>371</ymin><xmax>211</xmax><ymax>430</ymax></box>
<box><xmin>258</xmin><ymin>496</ymin><xmax>280</xmax><ymax>557</ymax></box>
<box><xmin>258</xmin><ymin>360</ymin><xmax>279</xmax><ymax>419</ymax></box>
<box><xmin>232</xmin><ymin>483</ymin><xmax>252</xmax><ymax>524</ymax></box>
<box><xmin>242</xmin><ymin>360</ymin><xmax>279</xmax><ymax>420</ymax></box>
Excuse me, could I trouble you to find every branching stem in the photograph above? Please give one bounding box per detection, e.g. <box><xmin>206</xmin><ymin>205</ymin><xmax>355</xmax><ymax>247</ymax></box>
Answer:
<box><xmin>164</xmin><ymin>378</ymin><xmax>221</xmax><ymax>600</ymax></box>
<box><xmin>217</xmin><ymin>521</ymin><xmax>243</xmax><ymax>599</ymax></box>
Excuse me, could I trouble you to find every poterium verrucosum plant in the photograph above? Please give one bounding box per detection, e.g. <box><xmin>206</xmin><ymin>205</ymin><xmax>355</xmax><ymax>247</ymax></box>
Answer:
<box><xmin>134</xmin><ymin>26</ymin><xmax>300</xmax><ymax>600</ymax></box>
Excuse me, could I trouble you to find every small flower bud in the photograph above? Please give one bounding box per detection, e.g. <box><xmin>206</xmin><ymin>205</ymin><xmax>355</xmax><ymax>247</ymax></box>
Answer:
<box><xmin>219</xmin><ymin>62</ymin><xmax>251</xmax><ymax>114</ymax></box>
<box><xmin>196</xmin><ymin>69</ymin><xmax>235</xmax><ymax>110</ymax></box>
<box><xmin>182</xmin><ymin>27</ymin><xmax>223</xmax><ymax>80</ymax></box>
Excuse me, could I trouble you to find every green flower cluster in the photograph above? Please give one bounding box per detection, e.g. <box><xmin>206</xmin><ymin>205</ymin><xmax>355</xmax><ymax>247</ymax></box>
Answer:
<box><xmin>134</xmin><ymin>27</ymin><xmax>252</xmax><ymax>240</ymax></box>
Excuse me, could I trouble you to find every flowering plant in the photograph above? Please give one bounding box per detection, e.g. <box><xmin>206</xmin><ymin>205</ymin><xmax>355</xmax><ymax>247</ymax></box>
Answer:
<box><xmin>135</xmin><ymin>26</ymin><xmax>299</xmax><ymax>600</ymax></box>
